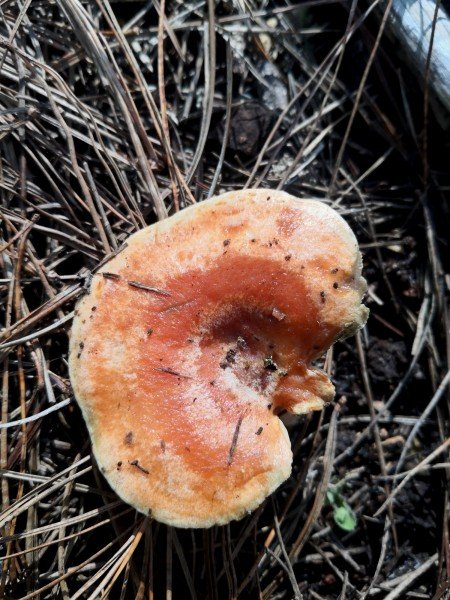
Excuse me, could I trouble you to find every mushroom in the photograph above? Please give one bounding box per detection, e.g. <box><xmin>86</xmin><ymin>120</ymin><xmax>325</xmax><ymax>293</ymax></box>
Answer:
<box><xmin>69</xmin><ymin>189</ymin><xmax>368</xmax><ymax>528</ymax></box>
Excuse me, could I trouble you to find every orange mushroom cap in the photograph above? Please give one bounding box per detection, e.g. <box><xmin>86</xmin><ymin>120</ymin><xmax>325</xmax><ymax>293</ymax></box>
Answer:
<box><xmin>69</xmin><ymin>189</ymin><xmax>368</xmax><ymax>528</ymax></box>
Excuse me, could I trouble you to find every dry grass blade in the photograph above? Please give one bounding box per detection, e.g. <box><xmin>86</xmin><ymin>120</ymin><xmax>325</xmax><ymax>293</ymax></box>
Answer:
<box><xmin>0</xmin><ymin>398</ymin><xmax>73</xmax><ymax>430</ymax></box>
<box><xmin>184</xmin><ymin>0</ymin><xmax>216</xmax><ymax>185</ymax></box>
<box><xmin>374</xmin><ymin>437</ymin><xmax>450</xmax><ymax>517</ymax></box>
<box><xmin>289</xmin><ymin>403</ymin><xmax>339</xmax><ymax>559</ymax></box>
<box><xmin>383</xmin><ymin>553</ymin><xmax>438</xmax><ymax>600</ymax></box>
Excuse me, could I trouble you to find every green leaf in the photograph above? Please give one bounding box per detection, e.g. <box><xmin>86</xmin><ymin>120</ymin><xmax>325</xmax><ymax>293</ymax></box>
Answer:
<box><xmin>325</xmin><ymin>490</ymin><xmax>336</xmax><ymax>506</ymax></box>
<box><xmin>333</xmin><ymin>504</ymin><xmax>357</xmax><ymax>532</ymax></box>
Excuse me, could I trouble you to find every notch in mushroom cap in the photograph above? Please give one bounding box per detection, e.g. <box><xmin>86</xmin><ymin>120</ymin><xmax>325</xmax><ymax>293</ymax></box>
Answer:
<box><xmin>69</xmin><ymin>189</ymin><xmax>368</xmax><ymax>528</ymax></box>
